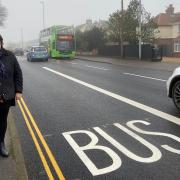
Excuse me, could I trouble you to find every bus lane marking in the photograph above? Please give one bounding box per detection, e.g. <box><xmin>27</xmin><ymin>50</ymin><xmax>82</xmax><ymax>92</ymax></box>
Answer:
<box><xmin>43</xmin><ymin>67</ymin><xmax>180</xmax><ymax>125</ymax></box>
<box><xmin>94</xmin><ymin>123</ymin><xmax>162</xmax><ymax>163</ymax></box>
<box><xmin>62</xmin><ymin>120</ymin><xmax>180</xmax><ymax>176</ymax></box>
<box><xmin>63</xmin><ymin>130</ymin><xmax>121</xmax><ymax>176</ymax></box>
<box><xmin>42</xmin><ymin>67</ymin><xmax>180</xmax><ymax>176</ymax></box>
<box><xmin>126</xmin><ymin>120</ymin><xmax>180</xmax><ymax>154</ymax></box>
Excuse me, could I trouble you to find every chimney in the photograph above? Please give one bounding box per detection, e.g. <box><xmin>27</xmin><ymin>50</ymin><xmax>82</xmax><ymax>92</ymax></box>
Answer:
<box><xmin>166</xmin><ymin>4</ymin><xmax>174</xmax><ymax>16</ymax></box>
<box><xmin>86</xmin><ymin>19</ymin><xmax>92</xmax><ymax>26</ymax></box>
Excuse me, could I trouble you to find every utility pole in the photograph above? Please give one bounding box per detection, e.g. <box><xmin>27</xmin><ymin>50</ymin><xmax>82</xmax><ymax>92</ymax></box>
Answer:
<box><xmin>40</xmin><ymin>1</ymin><xmax>45</xmax><ymax>29</ymax></box>
<box><xmin>138</xmin><ymin>0</ymin><xmax>142</xmax><ymax>60</ymax></box>
<box><xmin>73</xmin><ymin>25</ymin><xmax>77</xmax><ymax>52</ymax></box>
<box><xmin>120</xmin><ymin>0</ymin><xmax>124</xmax><ymax>58</ymax></box>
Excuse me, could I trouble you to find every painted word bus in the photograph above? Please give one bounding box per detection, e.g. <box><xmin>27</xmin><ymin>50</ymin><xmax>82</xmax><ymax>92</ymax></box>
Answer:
<box><xmin>39</xmin><ymin>25</ymin><xmax>76</xmax><ymax>59</ymax></box>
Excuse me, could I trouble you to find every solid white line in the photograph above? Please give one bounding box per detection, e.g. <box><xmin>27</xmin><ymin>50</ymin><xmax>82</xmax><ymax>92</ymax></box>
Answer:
<box><xmin>43</xmin><ymin>67</ymin><xmax>180</xmax><ymax>125</ymax></box>
<box><xmin>85</xmin><ymin>65</ymin><xmax>109</xmax><ymax>71</ymax></box>
<box><xmin>123</xmin><ymin>73</ymin><xmax>167</xmax><ymax>82</ymax></box>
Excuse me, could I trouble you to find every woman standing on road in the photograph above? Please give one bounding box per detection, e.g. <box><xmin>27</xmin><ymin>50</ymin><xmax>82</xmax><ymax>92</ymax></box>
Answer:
<box><xmin>0</xmin><ymin>34</ymin><xmax>23</xmax><ymax>157</ymax></box>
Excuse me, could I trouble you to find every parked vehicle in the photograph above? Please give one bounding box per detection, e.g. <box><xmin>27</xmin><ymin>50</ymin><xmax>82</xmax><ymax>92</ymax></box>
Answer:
<box><xmin>27</xmin><ymin>46</ymin><xmax>49</xmax><ymax>62</ymax></box>
<box><xmin>14</xmin><ymin>48</ymin><xmax>24</xmax><ymax>56</ymax></box>
<box><xmin>167</xmin><ymin>67</ymin><xmax>180</xmax><ymax>110</ymax></box>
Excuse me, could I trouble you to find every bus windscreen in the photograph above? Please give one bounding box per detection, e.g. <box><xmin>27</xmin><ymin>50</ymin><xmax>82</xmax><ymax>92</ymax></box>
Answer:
<box><xmin>56</xmin><ymin>41</ymin><xmax>73</xmax><ymax>51</ymax></box>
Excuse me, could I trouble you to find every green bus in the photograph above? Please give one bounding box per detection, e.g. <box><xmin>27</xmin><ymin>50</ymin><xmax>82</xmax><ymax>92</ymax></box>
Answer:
<box><xmin>39</xmin><ymin>25</ymin><xmax>76</xmax><ymax>59</ymax></box>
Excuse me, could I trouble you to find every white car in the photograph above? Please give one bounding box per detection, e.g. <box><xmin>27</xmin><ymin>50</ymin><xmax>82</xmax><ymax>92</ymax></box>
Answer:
<box><xmin>167</xmin><ymin>67</ymin><xmax>180</xmax><ymax>110</ymax></box>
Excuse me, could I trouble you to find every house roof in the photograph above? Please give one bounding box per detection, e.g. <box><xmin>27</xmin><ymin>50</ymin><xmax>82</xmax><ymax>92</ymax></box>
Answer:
<box><xmin>172</xmin><ymin>13</ymin><xmax>180</xmax><ymax>23</ymax></box>
<box><xmin>155</xmin><ymin>5</ymin><xmax>180</xmax><ymax>26</ymax></box>
<box><xmin>175</xmin><ymin>35</ymin><xmax>180</xmax><ymax>40</ymax></box>
<box><xmin>154</xmin><ymin>13</ymin><xmax>172</xmax><ymax>26</ymax></box>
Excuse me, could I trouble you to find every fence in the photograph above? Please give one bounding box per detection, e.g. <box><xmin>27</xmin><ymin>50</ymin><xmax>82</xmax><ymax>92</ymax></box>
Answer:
<box><xmin>98</xmin><ymin>44</ymin><xmax>162</xmax><ymax>60</ymax></box>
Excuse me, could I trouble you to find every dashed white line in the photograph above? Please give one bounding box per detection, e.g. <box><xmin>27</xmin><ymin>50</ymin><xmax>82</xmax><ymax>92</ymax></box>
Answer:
<box><xmin>65</xmin><ymin>62</ymin><xmax>78</xmax><ymax>65</ymax></box>
<box><xmin>123</xmin><ymin>73</ymin><xmax>167</xmax><ymax>82</ymax></box>
<box><xmin>43</xmin><ymin>66</ymin><xmax>180</xmax><ymax>125</ymax></box>
<box><xmin>85</xmin><ymin>65</ymin><xmax>109</xmax><ymax>71</ymax></box>
<box><xmin>64</xmin><ymin>61</ymin><xmax>109</xmax><ymax>70</ymax></box>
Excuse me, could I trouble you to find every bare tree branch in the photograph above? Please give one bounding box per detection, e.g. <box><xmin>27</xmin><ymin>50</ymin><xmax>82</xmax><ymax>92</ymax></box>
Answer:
<box><xmin>0</xmin><ymin>1</ymin><xmax>7</xmax><ymax>27</ymax></box>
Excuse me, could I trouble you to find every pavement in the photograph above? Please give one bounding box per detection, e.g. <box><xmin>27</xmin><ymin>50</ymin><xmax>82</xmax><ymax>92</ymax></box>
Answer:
<box><xmin>76</xmin><ymin>56</ymin><xmax>180</xmax><ymax>71</ymax></box>
<box><xmin>0</xmin><ymin>110</ymin><xmax>28</xmax><ymax>180</ymax></box>
<box><xmin>1</xmin><ymin>55</ymin><xmax>180</xmax><ymax>179</ymax></box>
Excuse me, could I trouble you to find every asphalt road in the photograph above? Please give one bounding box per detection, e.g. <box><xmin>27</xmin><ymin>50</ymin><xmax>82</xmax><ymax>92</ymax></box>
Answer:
<box><xmin>12</xmin><ymin>56</ymin><xmax>180</xmax><ymax>180</ymax></box>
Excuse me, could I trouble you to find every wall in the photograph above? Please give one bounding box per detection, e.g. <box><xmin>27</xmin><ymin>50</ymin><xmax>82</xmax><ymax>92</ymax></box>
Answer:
<box><xmin>157</xmin><ymin>26</ymin><xmax>172</xmax><ymax>38</ymax></box>
<box><xmin>172</xmin><ymin>23</ymin><xmax>180</xmax><ymax>38</ymax></box>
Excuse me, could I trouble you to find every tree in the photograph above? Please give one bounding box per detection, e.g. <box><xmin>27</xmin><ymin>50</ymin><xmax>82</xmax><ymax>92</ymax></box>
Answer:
<box><xmin>76</xmin><ymin>27</ymin><xmax>106</xmax><ymax>52</ymax></box>
<box><xmin>108</xmin><ymin>10</ymin><xmax>124</xmax><ymax>45</ymax></box>
<box><xmin>108</xmin><ymin>0</ymin><xmax>158</xmax><ymax>44</ymax></box>
<box><xmin>0</xmin><ymin>1</ymin><xmax>7</xmax><ymax>27</ymax></box>
<box><xmin>84</xmin><ymin>27</ymin><xmax>106</xmax><ymax>51</ymax></box>
<box><xmin>123</xmin><ymin>0</ymin><xmax>139</xmax><ymax>44</ymax></box>
<box><xmin>75</xmin><ymin>29</ymin><xmax>88</xmax><ymax>51</ymax></box>
<box><xmin>141</xmin><ymin>12</ymin><xmax>158</xmax><ymax>43</ymax></box>
<box><xmin>125</xmin><ymin>0</ymin><xmax>158</xmax><ymax>44</ymax></box>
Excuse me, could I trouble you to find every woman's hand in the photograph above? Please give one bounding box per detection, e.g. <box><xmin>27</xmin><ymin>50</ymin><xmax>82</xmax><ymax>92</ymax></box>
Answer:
<box><xmin>15</xmin><ymin>93</ymin><xmax>22</xmax><ymax>101</ymax></box>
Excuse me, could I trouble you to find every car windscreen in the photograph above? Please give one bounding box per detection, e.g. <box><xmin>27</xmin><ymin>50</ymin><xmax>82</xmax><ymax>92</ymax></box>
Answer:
<box><xmin>34</xmin><ymin>47</ymin><xmax>47</xmax><ymax>52</ymax></box>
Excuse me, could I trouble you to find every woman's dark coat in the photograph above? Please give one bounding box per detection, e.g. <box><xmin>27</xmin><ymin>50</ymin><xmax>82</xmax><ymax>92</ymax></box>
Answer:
<box><xmin>0</xmin><ymin>48</ymin><xmax>23</xmax><ymax>106</ymax></box>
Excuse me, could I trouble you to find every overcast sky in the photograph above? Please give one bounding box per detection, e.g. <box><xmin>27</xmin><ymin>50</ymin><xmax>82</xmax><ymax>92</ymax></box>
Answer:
<box><xmin>0</xmin><ymin>0</ymin><xmax>180</xmax><ymax>44</ymax></box>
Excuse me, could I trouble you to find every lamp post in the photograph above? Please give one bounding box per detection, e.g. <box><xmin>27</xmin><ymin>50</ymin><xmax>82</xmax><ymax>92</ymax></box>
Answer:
<box><xmin>138</xmin><ymin>0</ymin><xmax>142</xmax><ymax>60</ymax></box>
<box><xmin>120</xmin><ymin>0</ymin><xmax>124</xmax><ymax>58</ymax></box>
<box><xmin>40</xmin><ymin>1</ymin><xmax>45</xmax><ymax>29</ymax></box>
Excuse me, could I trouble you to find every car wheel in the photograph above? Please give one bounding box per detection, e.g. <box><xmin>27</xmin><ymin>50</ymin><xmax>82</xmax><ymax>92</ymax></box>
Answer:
<box><xmin>172</xmin><ymin>80</ymin><xmax>180</xmax><ymax>110</ymax></box>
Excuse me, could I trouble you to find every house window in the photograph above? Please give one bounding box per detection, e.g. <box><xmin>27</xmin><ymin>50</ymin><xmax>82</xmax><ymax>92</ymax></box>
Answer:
<box><xmin>174</xmin><ymin>40</ymin><xmax>180</xmax><ymax>52</ymax></box>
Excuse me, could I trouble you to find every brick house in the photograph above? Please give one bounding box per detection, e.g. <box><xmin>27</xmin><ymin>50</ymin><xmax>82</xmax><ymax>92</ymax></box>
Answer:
<box><xmin>154</xmin><ymin>4</ymin><xmax>180</xmax><ymax>57</ymax></box>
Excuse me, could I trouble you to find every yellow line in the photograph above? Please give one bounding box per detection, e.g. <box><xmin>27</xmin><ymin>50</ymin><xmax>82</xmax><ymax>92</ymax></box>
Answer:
<box><xmin>20</xmin><ymin>98</ymin><xmax>65</xmax><ymax>180</ymax></box>
<box><xmin>17</xmin><ymin>100</ymin><xmax>54</xmax><ymax>180</ymax></box>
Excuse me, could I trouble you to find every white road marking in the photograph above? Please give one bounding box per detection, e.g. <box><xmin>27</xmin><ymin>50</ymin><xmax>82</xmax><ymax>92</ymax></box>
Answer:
<box><xmin>85</xmin><ymin>65</ymin><xmax>109</xmax><ymax>71</ymax></box>
<box><xmin>62</xmin><ymin>130</ymin><xmax>121</xmax><ymax>176</ymax></box>
<box><xmin>94</xmin><ymin>124</ymin><xmax>162</xmax><ymax>163</ymax></box>
<box><xmin>62</xmin><ymin>120</ymin><xmax>179</xmax><ymax>176</ymax></box>
<box><xmin>64</xmin><ymin>61</ymin><xmax>108</xmax><ymax>70</ymax></box>
<box><xmin>123</xmin><ymin>73</ymin><xmax>167</xmax><ymax>82</ymax></box>
<box><xmin>43</xmin><ymin>67</ymin><xmax>180</xmax><ymax>125</ymax></box>
<box><xmin>126</xmin><ymin>120</ymin><xmax>180</xmax><ymax>154</ymax></box>
<box><xmin>43</xmin><ymin>134</ymin><xmax>53</xmax><ymax>138</ymax></box>
<box><xmin>161</xmin><ymin>146</ymin><xmax>180</xmax><ymax>154</ymax></box>
<box><xmin>65</xmin><ymin>62</ymin><xmax>78</xmax><ymax>65</ymax></box>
